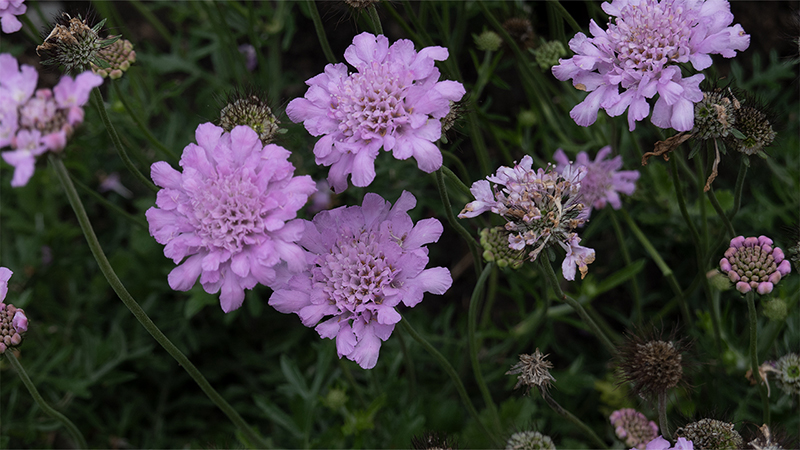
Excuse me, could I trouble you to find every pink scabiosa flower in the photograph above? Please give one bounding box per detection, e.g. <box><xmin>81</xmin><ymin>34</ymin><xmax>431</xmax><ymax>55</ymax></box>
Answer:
<box><xmin>637</xmin><ymin>436</ymin><xmax>693</xmax><ymax>450</ymax></box>
<box><xmin>719</xmin><ymin>236</ymin><xmax>791</xmax><ymax>295</ymax></box>
<box><xmin>269</xmin><ymin>191</ymin><xmax>453</xmax><ymax>369</ymax></box>
<box><xmin>0</xmin><ymin>267</ymin><xmax>28</xmax><ymax>354</ymax></box>
<box><xmin>552</xmin><ymin>0</ymin><xmax>749</xmax><ymax>131</ymax></box>
<box><xmin>146</xmin><ymin>123</ymin><xmax>317</xmax><ymax>313</ymax></box>
<box><xmin>0</xmin><ymin>0</ymin><xmax>26</xmax><ymax>33</ymax></box>
<box><xmin>286</xmin><ymin>32</ymin><xmax>466</xmax><ymax>193</ymax></box>
<box><xmin>458</xmin><ymin>156</ymin><xmax>595</xmax><ymax>280</ymax></box>
<box><xmin>553</xmin><ymin>146</ymin><xmax>639</xmax><ymax>218</ymax></box>
<box><xmin>610</xmin><ymin>408</ymin><xmax>659</xmax><ymax>448</ymax></box>
<box><xmin>0</xmin><ymin>53</ymin><xmax>101</xmax><ymax>187</ymax></box>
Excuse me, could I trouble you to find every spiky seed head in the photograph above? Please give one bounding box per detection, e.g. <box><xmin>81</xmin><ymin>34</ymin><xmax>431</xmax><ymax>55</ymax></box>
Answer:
<box><xmin>218</xmin><ymin>92</ymin><xmax>280</xmax><ymax>145</ymax></box>
<box><xmin>506</xmin><ymin>348</ymin><xmax>556</xmax><ymax>394</ymax></box>
<box><xmin>480</xmin><ymin>227</ymin><xmax>525</xmax><ymax>269</ymax></box>
<box><xmin>37</xmin><ymin>12</ymin><xmax>119</xmax><ymax>73</ymax></box>
<box><xmin>728</xmin><ymin>98</ymin><xmax>776</xmax><ymax>155</ymax></box>
<box><xmin>674</xmin><ymin>419</ymin><xmax>743</xmax><ymax>450</ymax></box>
<box><xmin>343</xmin><ymin>0</ymin><xmax>380</xmax><ymax>10</ymax></box>
<box><xmin>693</xmin><ymin>88</ymin><xmax>737</xmax><ymax>140</ymax></box>
<box><xmin>748</xmin><ymin>424</ymin><xmax>792</xmax><ymax>450</ymax></box>
<box><xmin>505</xmin><ymin>431</ymin><xmax>556</xmax><ymax>450</ymax></box>
<box><xmin>474</xmin><ymin>30</ymin><xmax>503</xmax><ymax>52</ymax></box>
<box><xmin>411</xmin><ymin>432</ymin><xmax>455</xmax><ymax>450</ymax></box>
<box><xmin>616</xmin><ymin>329</ymin><xmax>687</xmax><ymax>399</ymax></box>
<box><xmin>774</xmin><ymin>352</ymin><xmax>800</xmax><ymax>396</ymax></box>
<box><xmin>502</xmin><ymin>18</ymin><xmax>536</xmax><ymax>49</ymax></box>
<box><xmin>91</xmin><ymin>38</ymin><xmax>136</xmax><ymax>79</ymax></box>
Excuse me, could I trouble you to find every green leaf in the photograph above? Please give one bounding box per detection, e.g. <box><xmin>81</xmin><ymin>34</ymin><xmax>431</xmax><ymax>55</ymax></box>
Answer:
<box><xmin>253</xmin><ymin>395</ymin><xmax>303</xmax><ymax>439</ymax></box>
<box><xmin>280</xmin><ymin>354</ymin><xmax>311</xmax><ymax>400</ymax></box>
<box><xmin>729</xmin><ymin>127</ymin><xmax>746</xmax><ymax>140</ymax></box>
<box><xmin>594</xmin><ymin>259</ymin><xmax>647</xmax><ymax>297</ymax></box>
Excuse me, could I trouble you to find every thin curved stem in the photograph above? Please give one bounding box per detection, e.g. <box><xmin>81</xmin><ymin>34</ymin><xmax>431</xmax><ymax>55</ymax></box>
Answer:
<box><xmin>367</xmin><ymin>4</ymin><xmax>383</xmax><ymax>35</ymax></box>
<box><xmin>539</xmin><ymin>258</ymin><xmax>616</xmax><ymax>355</ymax></box>
<box><xmin>112</xmin><ymin>81</ymin><xmax>178</xmax><ymax>161</ymax></box>
<box><xmin>69</xmin><ymin>172</ymin><xmax>148</xmax><ymax>230</ymax></box>
<box><xmin>90</xmin><ymin>88</ymin><xmax>158</xmax><ymax>193</ymax></box>
<box><xmin>658</xmin><ymin>391</ymin><xmax>671</xmax><ymax>440</ymax></box>
<box><xmin>6</xmin><ymin>352</ymin><xmax>88</xmax><ymax>449</ymax></box>
<box><xmin>399</xmin><ymin>315</ymin><xmax>500</xmax><ymax>444</ymax></box>
<box><xmin>668</xmin><ymin>157</ymin><xmax>698</xmax><ymax>328</ymax></box>
<box><xmin>540</xmin><ymin>388</ymin><xmax>608</xmax><ymax>449</ymax></box>
<box><xmin>729</xmin><ymin>156</ymin><xmax>749</xmax><ymax>220</ymax></box>
<box><xmin>434</xmin><ymin>168</ymin><xmax>483</xmax><ymax>276</ymax></box>
<box><xmin>49</xmin><ymin>156</ymin><xmax>269</xmax><ymax>448</ymax></box>
<box><xmin>707</xmin><ymin>188</ymin><xmax>736</xmax><ymax>238</ymax></box>
<box><xmin>306</xmin><ymin>0</ymin><xmax>337</xmax><ymax>64</ymax></box>
<box><xmin>468</xmin><ymin>263</ymin><xmax>502</xmax><ymax>433</ymax></box>
<box><xmin>747</xmin><ymin>291</ymin><xmax>770</xmax><ymax>424</ymax></box>
<box><xmin>609</xmin><ymin>210</ymin><xmax>642</xmax><ymax>324</ymax></box>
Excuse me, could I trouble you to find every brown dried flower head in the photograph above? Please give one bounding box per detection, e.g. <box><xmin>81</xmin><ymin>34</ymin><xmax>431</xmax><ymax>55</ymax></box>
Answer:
<box><xmin>411</xmin><ymin>431</ymin><xmax>455</xmax><ymax>450</ymax></box>
<box><xmin>675</xmin><ymin>418</ymin><xmax>743</xmax><ymax>450</ymax></box>
<box><xmin>506</xmin><ymin>348</ymin><xmax>556</xmax><ymax>393</ymax></box>
<box><xmin>37</xmin><ymin>12</ymin><xmax>120</xmax><ymax>73</ymax></box>
<box><xmin>616</xmin><ymin>328</ymin><xmax>688</xmax><ymax>399</ymax></box>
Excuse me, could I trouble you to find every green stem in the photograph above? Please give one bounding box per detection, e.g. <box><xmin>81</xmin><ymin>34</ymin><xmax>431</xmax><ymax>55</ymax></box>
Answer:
<box><xmin>746</xmin><ymin>291</ymin><xmax>770</xmax><ymax>424</ymax></box>
<box><xmin>112</xmin><ymin>81</ymin><xmax>178</xmax><ymax>161</ymax></box>
<box><xmin>667</xmin><ymin>158</ymin><xmax>697</xmax><ymax>328</ymax></box>
<box><xmin>49</xmin><ymin>156</ymin><xmax>269</xmax><ymax>448</ymax></box>
<box><xmin>90</xmin><ymin>88</ymin><xmax>158</xmax><ymax>193</ymax></box>
<box><xmin>729</xmin><ymin>156</ymin><xmax>748</xmax><ymax>220</ymax></box>
<box><xmin>306</xmin><ymin>0</ymin><xmax>337</xmax><ymax>64</ymax></box>
<box><xmin>434</xmin><ymin>169</ymin><xmax>483</xmax><ymax>276</ymax></box>
<box><xmin>18</xmin><ymin>13</ymin><xmax>41</xmax><ymax>45</ymax></box>
<box><xmin>367</xmin><ymin>4</ymin><xmax>383</xmax><ymax>35</ymax></box>
<box><xmin>129</xmin><ymin>0</ymin><xmax>171</xmax><ymax>42</ymax></box>
<box><xmin>658</xmin><ymin>391</ymin><xmax>671</xmax><ymax>440</ymax></box>
<box><xmin>707</xmin><ymin>188</ymin><xmax>736</xmax><ymax>238</ymax></box>
<box><xmin>398</xmin><ymin>315</ymin><xmax>499</xmax><ymax>444</ymax></box>
<box><xmin>468</xmin><ymin>263</ymin><xmax>502</xmax><ymax>433</ymax></box>
<box><xmin>539</xmin><ymin>258</ymin><xmax>617</xmax><ymax>354</ymax></box>
<box><xmin>540</xmin><ymin>388</ymin><xmax>608</xmax><ymax>449</ymax></box>
<box><xmin>6</xmin><ymin>352</ymin><xmax>88</xmax><ymax>449</ymax></box>
<box><xmin>396</xmin><ymin>331</ymin><xmax>417</xmax><ymax>399</ymax></box>
<box><xmin>69</xmin><ymin>172</ymin><xmax>148</xmax><ymax>230</ymax></box>
<box><xmin>440</xmin><ymin>163</ymin><xmax>472</xmax><ymax>197</ymax></box>
<box><xmin>610</xmin><ymin>210</ymin><xmax>642</xmax><ymax>324</ymax></box>
<box><xmin>546</xmin><ymin>0</ymin><xmax>583</xmax><ymax>33</ymax></box>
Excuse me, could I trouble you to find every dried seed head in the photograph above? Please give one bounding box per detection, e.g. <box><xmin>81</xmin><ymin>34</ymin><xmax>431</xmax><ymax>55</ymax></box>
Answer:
<box><xmin>616</xmin><ymin>329</ymin><xmax>687</xmax><ymax>399</ymax></box>
<box><xmin>343</xmin><ymin>0</ymin><xmax>380</xmax><ymax>11</ymax></box>
<box><xmin>411</xmin><ymin>432</ymin><xmax>455</xmax><ymax>450</ymax></box>
<box><xmin>532</xmin><ymin>40</ymin><xmax>566</xmax><ymax>71</ymax></box>
<box><xmin>693</xmin><ymin>88</ymin><xmax>737</xmax><ymax>140</ymax></box>
<box><xmin>505</xmin><ymin>431</ymin><xmax>556</xmax><ymax>450</ymax></box>
<box><xmin>748</xmin><ymin>424</ymin><xmax>791</xmax><ymax>450</ymax></box>
<box><xmin>725</xmin><ymin>93</ymin><xmax>776</xmax><ymax>155</ymax></box>
<box><xmin>675</xmin><ymin>419</ymin><xmax>743</xmax><ymax>450</ymax></box>
<box><xmin>218</xmin><ymin>91</ymin><xmax>281</xmax><ymax>145</ymax></box>
<box><xmin>506</xmin><ymin>348</ymin><xmax>556</xmax><ymax>394</ymax></box>
<box><xmin>37</xmin><ymin>12</ymin><xmax>119</xmax><ymax>73</ymax></box>
<box><xmin>480</xmin><ymin>227</ymin><xmax>525</xmax><ymax>269</ymax></box>
<box><xmin>90</xmin><ymin>38</ymin><xmax>136</xmax><ymax>79</ymax></box>
<box><xmin>502</xmin><ymin>18</ymin><xmax>536</xmax><ymax>49</ymax></box>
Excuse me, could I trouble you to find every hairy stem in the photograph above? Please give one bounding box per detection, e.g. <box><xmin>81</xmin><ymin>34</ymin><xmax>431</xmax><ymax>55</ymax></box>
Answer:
<box><xmin>306</xmin><ymin>0</ymin><xmax>337</xmax><ymax>64</ymax></box>
<box><xmin>367</xmin><ymin>4</ymin><xmax>383</xmax><ymax>35</ymax></box>
<box><xmin>747</xmin><ymin>291</ymin><xmax>771</xmax><ymax>424</ymax></box>
<box><xmin>112</xmin><ymin>80</ymin><xmax>178</xmax><ymax>161</ymax></box>
<box><xmin>468</xmin><ymin>263</ymin><xmax>502</xmax><ymax>433</ymax></box>
<box><xmin>610</xmin><ymin>210</ymin><xmax>642</xmax><ymax>324</ymax></box>
<box><xmin>658</xmin><ymin>391</ymin><xmax>671</xmax><ymax>441</ymax></box>
<box><xmin>434</xmin><ymin>168</ymin><xmax>483</xmax><ymax>276</ymax></box>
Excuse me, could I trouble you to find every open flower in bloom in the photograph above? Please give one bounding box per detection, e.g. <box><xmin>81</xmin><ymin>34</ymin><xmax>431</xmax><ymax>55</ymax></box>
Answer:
<box><xmin>552</xmin><ymin>0</ymin><xmax>749</xmax><ymax>131</ymax></box>
<box><xmin>553</xmin><ymin>146</ymin><xmax>639</xmax><ymax>218</ymax></box>
<box><xmin>287</xmin><ymin>32</ymin><xmax>465</xmax><ymax>193</ymax></box>
<box><xmin>0</xmin><ymin>267</ymin><xmax>28</xmax><ymax>353</ymax></box>
<box><xmin>1</xmin><ymin>53</ymin><xmax>102</xmax><ymax>187</ymax></box>
<box><xmin>0</xmin><ymin>0</ymin><xmax>26</xmax><ymax>33</ymax></box>
<box><xmin>146</xmin><ymin>123</ymin><xmax>317</xmax><ymax>313</ymax></box>
<box><xmin>269</xmin><ymin>191</ymin><xmax>452</xmax><ymax>369</ymax></box>
<box><xmin>719</xmin><ymin>236</ymin><xmax>791</xmax><ymax>295</ymax></box>
<box><xmin>636</xmin><ymin>436</ymin><xmax>693</xmax><ymax>450</ymax></box>
<box><xmin>459</xmin><ymin>156</ymin><xmax>595</xmax><ymax>280</ymax></box>
<box><xmin>610</xmin><ymin>408</ymin><xmax>659</xmax><ymax>448</ymax></box>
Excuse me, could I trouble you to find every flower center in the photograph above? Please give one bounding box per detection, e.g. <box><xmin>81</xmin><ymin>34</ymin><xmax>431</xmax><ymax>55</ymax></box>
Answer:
<box><xmin>19</xmin><ymin>96</ymin><xmax>68</xmax><ymax>137</ymax></box>
<box><xmin>314</xmin><ymin>229</ymin><xmax>398</xmax><ymax>312</ymax></box>
<box><xmin>609</xmin><ymin>0</ymin><xmax>695</xmax><ymax>73</ymax></box>
<box><xmin>191</xmin><ymin>170</ymin><xmax>265</xmax><ymax>252</ymax></box>
<box><xmin>726</xmin><ymin>245</ymin><xmax>777</xmax><ymax>284</ymax></box>
<box><xmin>331</xmin><ymin>61</ymin><xmax>409</xmax><ymax>143</ymax></box>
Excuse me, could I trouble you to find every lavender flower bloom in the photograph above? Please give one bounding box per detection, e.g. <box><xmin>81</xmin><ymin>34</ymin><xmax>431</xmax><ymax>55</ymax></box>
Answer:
<box><xmin>269</xmin><ymin>191</ymin><xmax>452</xmax><ymax>369</ymax></box>
<box><xmin>610</xmin><ymin>408</ymin><xmax>658</xmax><ymax>448</ymax></box>
<box><xmin>0</xmin><ymin>267</ymin><xmax>27</xmax><ymax>353</ymax></box>
<box><xmin>1</xmin><ymin>53</ymin><xmax>102</xmax><ymax>187</ymax></box>
<box><xmin>637</xmin><ymin>436</ymin><xmax>693</xmax><ymax>450</ymax></box>
<box><xmin>552</xmin><ymin>0</ymin><xmax>749</xmax><ymax>132</ymax></box>
<box><xmin>459</xmin><ymin>156</ymin><xmax>595</xmax><ymax>280</ymax></box>
<box><xmin>553</xmin><ymin>146</ymin><xmax>639</xmax><ymax>218</ymax></box>
<box><xmin>287</xmin><ymin>32</ymin><xmax>466</xmax><ymax>193</ymax></box>
<box><xmin>720</xmin><ymin>236</ymin><xmax>791</xmax><ymax>295</ymax></box>
<box><xmin>0</xmin><ymin>0</ymin><xmax>26</xmax><ymax>33</ymax></box>
<box><xmin>146</xmin><ymin>123</ymin><xmax>317</xmax><ymax>313</ymax></box>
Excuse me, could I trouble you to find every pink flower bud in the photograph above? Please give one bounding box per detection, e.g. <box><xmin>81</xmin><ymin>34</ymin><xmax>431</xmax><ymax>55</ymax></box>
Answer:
<box><xmin>12</xmin><ymin>309</ymin><xmax>27</xmax><ymax>332</ymax></box>
<box><xmin>736</xmin><ymin>281</ymin><xmax>751</xmax><ymax>294</ymax></box>
<box><xmin>757</xmin><ymin>282</ymin><xmax>773</xmax><ymax>295</ymax></box>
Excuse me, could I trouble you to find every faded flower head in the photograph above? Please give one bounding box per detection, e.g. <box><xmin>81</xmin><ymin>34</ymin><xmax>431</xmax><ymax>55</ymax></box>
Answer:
<box><xmin>0</xmin><ymin>267</ymin><xmax>27</xmax><ymax>354</ymax></box>
<box><xmin>505</xmin><ymin>431</ymin><xmax>556</xmax><ymax>450</ymax></box>
<box><xmin>502</xmin><ymin>18</ymin><xmax>536</xmax><ymax>49</ymax></box>
<box><xmin>616</xmin><ymin>329</ymin><xmax>687</xmax><ymax>399</ymax></box>
<box><xmin>145</xmin><ymin>123</ymin><xmax>317</xmax><ymax>313</ymax></box>
<box><xmin>639</xmin><ymin>436</ymin><xmax>694</xmax><ymax>450</ymax></box>
<box><xmin>773</xmin><ymin>352</ymin><xmax>800</xmax><ymax>396</ymax></box>
<box><xmin>219</xmin><ymin>91</ymin><xmax>280</xmax><ymax>145</ymax></box>
<box><xmin>675</xmin><ymin>419</ymin><xmax>743</xmax><ymax>450</ymax></box>
<box><xmin>37</xmin><ymin>12</ymin><xmax>119</xmax><ymax>73</ymax></box>
<box><xmin>480</xmin><ymin>227</ymin><xmax>525</xmax><ymax>269</ymax></box>
<box><xmin>0</xmin><ymin>0</ymin><xmax>26</xmax><ymax>33</ymax></box>
<box><xmin>693</xmin><ymin>88</ymin><xmax>738</xmax><ymax>140</ymax></box>
<box><xmin>728</xmin><ymin>100</ymin><xmax>776</xmax><ymax>156</ymax></box>
<box><xmin>90</xmin><ymin>38</ymin><xmax>135</xmax><ymax>79</ymax></box>
<box><xmin>412</xmin><ymin>432</ymin><xmax>456</xmax><ymax>450</ymax></box>
<box><xmin>610</xmin><ymin>408</ymin><xmax>659</xmax><ymax>448</ymax></box>
<box><xmin>552</xmin><ymin>0</ymin><xmax>749</xmax><ymax>132</ymax></box>
<box><xmin>459</xmin><ymin>156</ymin><xmax>595</xmax><ymax>280</ymax></box>
<box><xmin>553</xmin><ymin>146</ymin><xmax>639</xmax><ymax>218</ymax></box>
<box><xmin>748</xmin><ymin>425</ymin><xmax>789</xmax><ymax>450</ymax></box>
<box><xmin>287</xmin><ymin>32</ymin><xmax>465</xmax><ymax>193</ymax></box>
<box><xmin>1</xmin><ymin>53</ymin><xmax>102</xmax><ymax>187</ymax></box>
<box><xmin>719</xmin><ymin>236</ymin><xmax>791</xmax><ymax>295</ymax></box>
<box><xmin>269</xmin><ymin>191</ymin><xmax>453</xmax><ymax>369</ymax></box>
<box><xmin>506</xmin><ymin>348</ymin><xmax>556</xmax><ymax>393</ymax></box>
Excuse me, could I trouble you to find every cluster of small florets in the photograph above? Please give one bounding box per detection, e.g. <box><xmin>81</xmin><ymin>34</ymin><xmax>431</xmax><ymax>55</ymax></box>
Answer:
<box><xmin>90</xmin><ymin>38</ymin><xmax>136</xmax><ymax>79</ymax></box>
<box><xmin>773</xmin><ymin>352</ymin><xmax>800</xmax><ymax>396</ymax></box>
<box><xmin>474</xmin><ymin>30</ymin><xmax>503</xmax><ymax>52</ymax></box>
<box><xmin>719</xmin><ymin>236</ymin><xmax>791</xmax><ymax>295</ymax></box>
<box><xmin>728</xmin><ymin>102</ymin><xmax>776</xmax><ymax>155</ymax></box>
<box><xmin>219</xmin><ymin>93</ymin><xmax>280</xmax><ymax>145</ymax></box>
<box><xmin>480</xmin><ymin>227</ymin><xmax>525</xmax><ymax>269</ymax></box>
<box><xmin>1</xmin><ymin>53</ymin><xmax>102</xmax><ymax>187</ymax></box>
<box><xmin>532</xmin><ymin>40</ymin><xmax>566</xmax><ymax>71</ymax></box>
<box><xmin>0</xmin><ymin>268</ymin><xmax>27</xmax><ymax>354</ymax></box>
<box><xmin>37</xmin><ymin>13</ymin><xmax>119</xmax><ymax>73</ymax></box>
<box><xmin>505</xmin><ymin>431</ymin><xmax>556</xmax><ymax>450</ymax></box>
<box><xmin>506</xmin><ymin>348</ymin><xmax>556</xmax><ymax>394</ymax></box>
<box><xmin>609</xmin><ymin>408</ymin><xmax>659</xmax><ymax>448</ymax></box>
<box><xmin>693</xmin><ymin>89</ymin><xmax>738</xmax><ymax>140</ymax></box>
<box><xmin>674</xmin><ymin>419</ymin><xmax>743</xmax><ymax>450</ymax></box>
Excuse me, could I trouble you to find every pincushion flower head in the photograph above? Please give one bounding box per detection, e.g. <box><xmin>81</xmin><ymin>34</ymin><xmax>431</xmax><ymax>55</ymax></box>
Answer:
<box><xmin>610</xmin><ymin>408</ymin><xmax>659</xmax><ymax>448</ymax></box>
<box><xmin>287</xmin><ymin>32</ymin><xmax>466</xmax><ymax>193</ymax></box>
<box><xmin>146</xmin><ymin>123</ymin><xmax>317</xmax><ymax>313</ymax></box>
<box><xmin>0</xmin><ymin>0</ymin><xmax>26</xmax><ymax>33</ymax></box>
<box><xmin>552</xmin><ymin>0</ymin><xmax>749</xmax><ymax>132</ymax></box>
<box><xmin>719</xmin><ymin>236</ymin><xmax>791</xmax><ymax>295</ymax></box>
<box><xmin>459</xmin><ymin>156</ymin><xmax>595</xmax><ymax>280</ymax></box>
<box><xmin>1</xmin><ymin>53</ymin><xmax>102</xmax><ymax>187</ymax></box>
<box><xmin>269</xmin><ymin>191</ymin><xmax>453</xmax><ymax>369</ymax></box>
<box><xmin>0</xmin><ymin>267</ymin><xmax>28</xmax><ymax>354</ymax></box>
<box><xmin>553</xmin><ymin>146</ymin><xmax>639</xmax><ymax>218</ymax></box>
